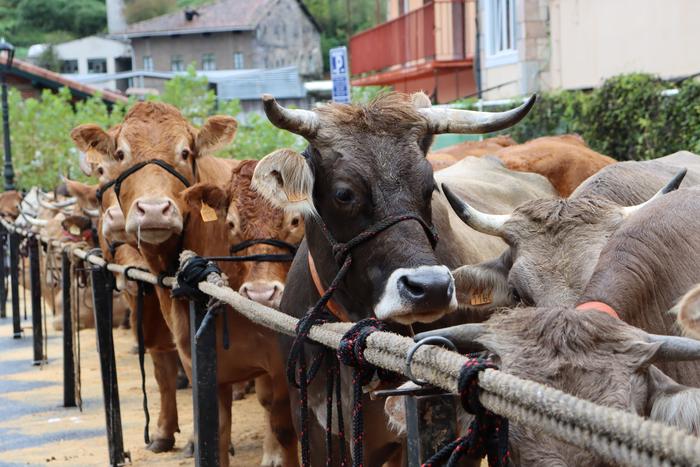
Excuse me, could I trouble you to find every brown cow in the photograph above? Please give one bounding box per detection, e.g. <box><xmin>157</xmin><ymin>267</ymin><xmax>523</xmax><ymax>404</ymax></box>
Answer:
<box><xmin>71</xmin><ymin>101</ymin><xmax>298</xmax><ymax>466</ymax></box>
<box><xmin>252</xmin><ymin>91</ymin><xmax>536</xmax><ymax>465</ymax></box>
<box><xmin>0</xmin><ymin>190</ymin><xmax>22</xmax><ymax>218</ymax></box>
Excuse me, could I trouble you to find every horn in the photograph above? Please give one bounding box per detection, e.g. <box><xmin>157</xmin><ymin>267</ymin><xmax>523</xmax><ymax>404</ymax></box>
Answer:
<box><xmin>20</xmin><ymin>211</ymin><xmax>48</xmax><ymax>227</ymax></box>
<box><xmin>419</xmin><ymin>95</ymin><xmax>536</xmax><ymax>134</ymax></box>
<box><xmin>647</xmin><ymin>333</ymin><xmax>700</xmax><ymax>361</ymax></box>
<box><xmin>78</xmin><ymin>151</ymin><xmax>93</xmax><ymax>176</ymax></box>
<box><xmin>83</xmin><ymin>207</ymin><xmax>100</xmax><ymax>217</ymax></box>
<box><xmin>442</xmin><ymin>184</ymin><xmax>510</xmax><ymax>237</ymax></box>
<box><xmin>621</xmin><ymin>169</ymin><xmax>687</xmax><ymax>218</ymax></box>
<box><xmin>38</xmin><ymin>197</ymin><xmax>76</xmax><ymax>210</ymax></box>
<box><xmin>414</xmin><ymin>324</ymin><xmax>487</xmax><ymax>351</ymax></box>
<box><xmin>262</xmin><ymin>94</ymin><xmax>320</xmax><ymax>140</ymax></box>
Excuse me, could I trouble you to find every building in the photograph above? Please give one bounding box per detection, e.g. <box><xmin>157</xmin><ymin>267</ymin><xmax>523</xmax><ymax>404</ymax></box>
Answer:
<box><xmin>350</xmin><ymin>0</ymin><xmax>700</xmax><ymax>102</ymax></box>
<box><xmin>0</xmin><ymin>56</ymin><xmax>127</xmax><ymax>105</ymax></box>
<box><xmin>111</xmin><ymin>0</ymin><xmax>323</xmax><ymax>79</ymax></box>
<box><xmin>28</xmin><ymin>36</ymin><xmax>132</xmax><ymax>92</ymax></box>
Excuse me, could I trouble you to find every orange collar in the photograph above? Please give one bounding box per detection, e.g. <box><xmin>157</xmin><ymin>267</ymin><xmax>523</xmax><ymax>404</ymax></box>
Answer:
<box><xmin>307</xmin><ymin>252</ymin><xmax>351</xmax><ymax>322</ymax></box>
<box><xmin>575</xmin><ymin>301</ymin><xmax>620</xmax><ymax>320</ymax></box>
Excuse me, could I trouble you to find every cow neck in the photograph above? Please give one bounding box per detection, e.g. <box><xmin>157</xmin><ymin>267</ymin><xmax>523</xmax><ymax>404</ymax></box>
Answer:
<box><xmin>306</xmin><ymin>251</ymin><xmax>350</xmax><ymax>322</ymax></box>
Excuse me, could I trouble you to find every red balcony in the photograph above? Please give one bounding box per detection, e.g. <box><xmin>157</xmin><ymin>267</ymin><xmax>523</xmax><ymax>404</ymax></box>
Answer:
<box><xmin>349</xmin><ymin>0</ymin><xmax>476</xmax><ymax>103</ymax></box>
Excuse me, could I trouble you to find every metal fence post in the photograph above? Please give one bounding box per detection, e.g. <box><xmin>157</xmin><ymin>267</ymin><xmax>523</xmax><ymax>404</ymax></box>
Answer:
<box><xmin>90</xmin><ymin>263</ymin><xmax>127</xmax><ymax>466</ymax></box>
<box><xmin>9</xmin><ymin>231</ymin><xmax>20</xmax><ymax>337</ymax></box>
<box><xmin>28</xmin><ymin>235</ymin><xmax>44</xmax><ymax>364</ymax></box>
<box><xmin>405</xmin><ymin>394</ymin><xmax>463</xmax><ymax>466</ymax></box>
<box><xmin>0</xmin><ymin>225</ymin><xmax>6</xmax><ymax>319</ymax></box>
<box><xmin>62</xmin><ymin>250</ymin><xmax>75</xmax><ymax>407</ymax></box>
<box><xmin>189</xmin><ymin>300</ymin><xmax>219</xmax><ymax>467</ymax></box>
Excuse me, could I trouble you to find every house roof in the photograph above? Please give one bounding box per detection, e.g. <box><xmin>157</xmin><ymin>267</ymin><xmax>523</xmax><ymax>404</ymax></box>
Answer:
<box><xmin>0</xmin><ymin>57</ymin><xmax>128</xmax><ymax>104</ymax></box>
<box><xmin>119</xmin><ymin>0</ymin><xmax>320</xmax><ymax>38</ymax></box>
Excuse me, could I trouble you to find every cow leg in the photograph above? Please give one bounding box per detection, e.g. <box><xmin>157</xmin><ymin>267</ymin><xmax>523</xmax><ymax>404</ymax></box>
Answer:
<box><xmin>218</xmin><ymin>383</ymin><xmax>234</xmax><ymax>467</ymax></box>
<box><xmin>259</xmin><ymin>372</ymin><xmax>299</xmax><ymax>467</ymax></box>
<box><xmin>147</xmin><ymin>349</ymin><xmax>180</xmax><ymax>453</ymax></box>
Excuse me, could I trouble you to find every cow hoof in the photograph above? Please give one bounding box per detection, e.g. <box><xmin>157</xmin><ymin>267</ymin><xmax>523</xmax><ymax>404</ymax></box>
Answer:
<box><xmin>176</xmin><ymin>373</ymin><xmax>189</xmax><ymax>390</ymax></box>
<box><xmin>146</xmin><ymin>437</ymin><xmax>175</xmax><ymax>453</ymax></box>
<box><xmin>229</xmin><ymin>443</ymin><xmax>235</xmax><ymax>457</ymax></box>
<box><xmin>182</xmin><ymin>441</ymin><xmax>194</xmax><ymax>458</ymax></box>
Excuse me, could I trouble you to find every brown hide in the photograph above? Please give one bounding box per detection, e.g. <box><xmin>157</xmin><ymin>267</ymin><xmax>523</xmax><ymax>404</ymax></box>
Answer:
<box><xmin>0</xmin><ymin>190</ymin><xmax>22</xmax><ymax>218</ymax></box>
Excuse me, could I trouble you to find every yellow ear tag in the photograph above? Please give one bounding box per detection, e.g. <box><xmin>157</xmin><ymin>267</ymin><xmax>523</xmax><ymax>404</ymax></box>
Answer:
<box><xmin>200</xmin><ymin>202</ymin><xmax>218</xmax><ymax>222</ymax></box>
<box><xmin>69</xmin><ymin>225</ymin><xmax>81</xmax><ymax>236</ymax></box>
<box><xmin>85</xmin><ymin>148</ymin><xmax>101</xmax><ymax>163</ymax></box>
<box><xmin>470</xmin><ymin>288</ymin><xmax>493</xmax><ymax>306</ymax></box>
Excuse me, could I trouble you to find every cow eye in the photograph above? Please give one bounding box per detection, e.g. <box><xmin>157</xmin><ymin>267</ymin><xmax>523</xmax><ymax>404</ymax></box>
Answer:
<box><xmin>181</xmin><ymin>148</ymin><xmax>190</xmax><ymax>160</ymax></box>
<box><xmin>290</xmin><ymin>216</ymin><xmax>300</xmax><ymax>227</ymax></box>
<box><xmin>334</xmin><ymin>187</ymin><xmax>354</xmax><ymax>204</ymax></box>
<box><xmin>115</xmin><ymin>149</ymin><xmax>124</xmax><ymax>161</ymax></box>
<box><xmin>97</xmin><ymin>167</ymin><xmax>104</xmax><ymax>175</ymax></box>
<box><xmin>227</xmin><ymin>220</ymin><xmax>235</xmax><ymax>230</ymax></box>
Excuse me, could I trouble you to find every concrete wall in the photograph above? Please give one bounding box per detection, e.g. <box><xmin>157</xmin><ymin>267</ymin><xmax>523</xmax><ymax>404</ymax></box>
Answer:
<box><xmin>106</xmin><ymin>0</ymin><xmax>127</xmax><ymax>34</ymax></box>
<box><xmin>56</xmin><ymin>36</ymin><xmax>132</xmax><ymax>91</ymax></box>
<box><xmin>131</xmin><ymin>0</ymin><xmax>322</xmax><ymax>78</ymax></box>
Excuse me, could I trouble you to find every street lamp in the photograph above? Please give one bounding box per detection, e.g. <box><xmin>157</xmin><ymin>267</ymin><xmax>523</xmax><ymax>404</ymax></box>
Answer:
<box><xmin>0</xmin><ymin>38</ymin><xmax>15</xmax><ymax>191</ymax></box>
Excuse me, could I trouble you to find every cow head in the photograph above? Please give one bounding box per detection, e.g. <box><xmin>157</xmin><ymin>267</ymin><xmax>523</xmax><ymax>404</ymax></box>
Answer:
<box><xmin>253</xmin><ymin>92</ymin><xmax>535</xmax><ymax>324</ymax></box>
<box><xmin>71</xmin><ymin>101</ymin><xmax>237</xmax><ymax>245</ymax></box>
<box><xmin>445</xmin><ymin>170</ymin><xmax>686</xmax><ymax>312</ymax></box>
<box><xmin>183</xmin><ymin>160</ymin><xmax>303</xmax><ymax>308</ymax></box>
<box><xmin>415</xmin><ymin>307</ymin><xmax>700</xmax><ymax>463</ymax></box>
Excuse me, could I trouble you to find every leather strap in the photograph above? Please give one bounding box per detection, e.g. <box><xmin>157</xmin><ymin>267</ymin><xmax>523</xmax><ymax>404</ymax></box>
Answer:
<box><xmin>576</xmin><ymin>301</ymin><xmax>620</xmax><ymax>319</ymax></box>
<box><xmin>307</xmin><ymin>252</ymin><xmax>350</xmax><ymax>323</ymax></box>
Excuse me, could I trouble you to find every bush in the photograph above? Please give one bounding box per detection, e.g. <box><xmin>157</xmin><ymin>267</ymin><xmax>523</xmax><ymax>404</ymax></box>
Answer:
<box><xmin>0</xmin><ymin>65</ymin><xmax>304</xmax><ymax>190</ymax></box>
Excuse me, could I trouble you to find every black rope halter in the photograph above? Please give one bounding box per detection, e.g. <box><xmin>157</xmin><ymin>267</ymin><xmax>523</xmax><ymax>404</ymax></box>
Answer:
<box><xmin>206</xmin><ymin>238</ymin><xmax>298</xmax><ymax>263</ymax></box>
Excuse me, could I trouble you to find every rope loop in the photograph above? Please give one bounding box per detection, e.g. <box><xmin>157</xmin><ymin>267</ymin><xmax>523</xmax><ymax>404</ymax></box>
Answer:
<box><xmin>422</xmin><ymin>356</ymin><xmax>509</xmax><ymax>467</ymax></box>
<box><xmin>172</xmin><ymin>255</ymin><xmax>220</xmax><ymax>303</ymax></box>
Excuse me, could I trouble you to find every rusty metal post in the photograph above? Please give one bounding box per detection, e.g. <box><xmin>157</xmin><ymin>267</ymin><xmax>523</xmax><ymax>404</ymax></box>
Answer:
<box><xmin>190</xmin><ymin>299</ymin><xmax>219</xmax><ymax>467</ymax></box>
<box><xmin>28</xmin><ymin>235</ymin><xmax>44</xmax><ymax>364</ymax></box>
<box><xmin>9</xmin><ymin>230</ymin><xmax>21</xmax><ymax>337</ymax></box>
<box><xmin>405</xmin><ymin>394</ymin><xmax>461</xmax><ymax>466</ymax></box>
<box><xmin>90</xmin><ymin>263</ymin><xmax>128</xmax><ymax>466</ymax></box>
<box><xmin>62</xmin><ymin>250</ymin><xmax>75</xmax><ymax>407</ymax></box>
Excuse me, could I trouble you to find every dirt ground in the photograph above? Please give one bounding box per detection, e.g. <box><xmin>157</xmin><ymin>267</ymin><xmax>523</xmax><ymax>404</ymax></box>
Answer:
<box><xmin>0</xmin><ymin>293</ymin><xmax>266</xmax><ymax>467</ymax></box>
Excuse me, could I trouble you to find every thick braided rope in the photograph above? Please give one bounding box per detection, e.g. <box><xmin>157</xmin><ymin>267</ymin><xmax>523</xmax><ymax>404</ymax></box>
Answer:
<box><xmin>3</xmin><ymin>218</ymin><xmax>700</xmax><ymax>465</ymax></box>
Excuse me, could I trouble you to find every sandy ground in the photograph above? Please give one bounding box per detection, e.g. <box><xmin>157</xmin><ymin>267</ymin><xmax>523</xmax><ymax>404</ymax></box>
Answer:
<box><xmin>0</xmin><ymin>292</ymin><xmax>266</xmax><ymax>467</ymax></box>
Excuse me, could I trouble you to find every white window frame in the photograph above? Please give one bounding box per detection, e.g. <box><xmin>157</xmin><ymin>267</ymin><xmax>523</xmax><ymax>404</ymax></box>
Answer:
<box><xmin>202</xmin><ymin>53</ymin><xmax>216</xmax><ymax>71</ymax></box>
<box><xmin>233</xmin><ymin>52</ymin><xmax>244</xmax><ymax>69</ymax></box>
<box><xmin>483</xmin><ymin>0</ymin><xmax>518</xmax><ymax>68</ymax></box>
<box><xmin>143</xmin><ymin>55</ymin><xmax>153</xmax><ymax>71</ymax></box>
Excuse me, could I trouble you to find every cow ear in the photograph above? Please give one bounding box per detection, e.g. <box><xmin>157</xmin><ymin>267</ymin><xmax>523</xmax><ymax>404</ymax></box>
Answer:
<box><xmin>182</xmin><ymin>183</ymin><xmax>230</xmax><ymax>216</ymax></box>
<box><xmin>71</xmin><ymin>124</ymin><xmax>114</xmax><ymax>157</ymax></box>
<box><xmin>646</xmin><ymin>365</ymin><xmax>700</xmax><ymax>435</ymax></box>
<box><xmin>64</xmin><ymin>179</ymin><xmax>99</xmax><ymax>210</ymax></box>
<box><xmin>677</xmin><ymin>284</ymin><xmax>700</xmax><ymax>340</ymax></box>
<box><xmin>195</xmin><ymin>115</ymin><xmax>238</xmax><ymax>156</ymax></box>
<box><xmin>252</xmin><ymin>148</ymin><xmax>316</xmax><ymax>216</ymax></box>
<box><xmin>453</xmin><ymin>250</ymin><xmax>513</xmax><ymax>316</ymax></box>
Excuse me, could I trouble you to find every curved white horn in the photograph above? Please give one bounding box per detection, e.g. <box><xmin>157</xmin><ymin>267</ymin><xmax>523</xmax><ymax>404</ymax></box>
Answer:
<box><xmin>21</xmin><ymin>212</ymin><xmax>48</xmax><ymax>227</ymax></box>
<box><xmin>262</xmin><ymin>94</ymin><xmax>320</xmax><ymax>140</ymax></box>
<box><xmin>38</xmin><ymin>197</ymin><xmax>76</xmax><ymax>210</ymax></box>
<box><xmin>442</xmin><ymin>184</ymin><xmax>510</xmax><ymax>237</ymax></box>
<box><xmin>621</xmin><ymin>169</ymin><xmax>687</xmax><ymax>218</ymax></box>
<box><xmin>647</xmin><ymin>333</ymin><xmax>700</xmax><ymax>361</ymax></box>
<box><xmin>419</xmin><ymin>95</ymin><xmax>536</xmax><ymax>134</ymax></box>
<box><xmin>83</xmin><ymin>207</ymin><xmax>100</xmax><ymax>217</ymax></box>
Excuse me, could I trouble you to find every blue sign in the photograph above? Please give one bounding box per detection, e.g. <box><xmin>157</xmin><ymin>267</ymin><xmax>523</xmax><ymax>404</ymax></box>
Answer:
<box><xmin>330</xmin><ymin>46</ymin><xmax>351</xmax><ymax>103</ymax></box>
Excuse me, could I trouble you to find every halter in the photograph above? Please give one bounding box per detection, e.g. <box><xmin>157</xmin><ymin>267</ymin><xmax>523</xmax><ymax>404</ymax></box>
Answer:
<box><xmin>96</xmin><ymin>158</ymin><xmax>196</xmax><ymax>205</ymax></box>
<box><xmin>206</xmin><ymin>238</ymin><xmax>298</xmax><ymax>263</ymax></box>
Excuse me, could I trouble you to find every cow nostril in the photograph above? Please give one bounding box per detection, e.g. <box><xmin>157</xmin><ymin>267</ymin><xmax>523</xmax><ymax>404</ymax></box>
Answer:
<box><xmin>398</xmin><ymin>275</ymin><xmax>426</xmax><ymax>299</ymax></box>
<box><xmin>161</xmin><ymin>201</ymin><xmax>172</xmax><ymax>215</ymax></box>
<box><xmin>397</xmin><ymin>268</ymin><xmax>454</xmax><ymax>309</ymax></box>
<box><xmin>136</xmin><ymin>202</ymin><xmax>146</xmax><ymax>216</ymax></box>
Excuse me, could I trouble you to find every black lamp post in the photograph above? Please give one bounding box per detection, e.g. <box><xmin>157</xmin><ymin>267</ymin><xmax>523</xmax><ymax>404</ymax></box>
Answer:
<box><xmin>0</xmin><ymin>39</ymin><xmax>15</xmax><ymax>191</ymax></box>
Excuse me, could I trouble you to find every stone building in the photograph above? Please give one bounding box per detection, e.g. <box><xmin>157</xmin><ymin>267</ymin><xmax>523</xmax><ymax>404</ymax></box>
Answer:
<box><xmin>111</xmin><ymin>0</ymin><xmax>323</xmax><ymax>79</ymax></box>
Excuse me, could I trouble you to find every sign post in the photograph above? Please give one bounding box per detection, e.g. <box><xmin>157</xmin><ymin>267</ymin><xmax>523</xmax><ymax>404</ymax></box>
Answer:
<box><xmin>330</xmin><ymin>46</ymin><xmax>351</xmax><ymax>103</ymax></box>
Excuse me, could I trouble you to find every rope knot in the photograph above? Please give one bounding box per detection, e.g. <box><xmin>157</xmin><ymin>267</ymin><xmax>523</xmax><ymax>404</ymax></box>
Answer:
<box><xmin>172</xmin><ymin>255</ymin><xmax>220</xmax><ymax>304</ymax></box>
<box><xmin>422</xmin><ymin>356</ymin><xmax>509</xmax><ymax>467</ymax></box>
<box><xmin>338</xmin><ymin>318</ymin><xmax>394</xmax><ymax>384</ymax></box>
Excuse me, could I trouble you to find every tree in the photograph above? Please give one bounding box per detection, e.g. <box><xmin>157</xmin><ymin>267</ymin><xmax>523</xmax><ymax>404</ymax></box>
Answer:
<box><xmin>35</xmin><ymin>45</ymin><xmax>61</xmax><ymax>72</ymax></box>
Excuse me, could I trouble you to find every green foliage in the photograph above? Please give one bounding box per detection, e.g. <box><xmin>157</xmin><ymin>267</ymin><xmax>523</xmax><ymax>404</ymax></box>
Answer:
<box><xmin>351</xmin><ymin>85</ymin><xmax>389</xmax><ymax>104</ymax></box>
<box><xmin>0</xmin><ymin>64</ymin><xmax>303</xmax><ymax>189</ymax></box>
<box><xmin>124</xmin><ymin>0</ymin><xmax>176</xmax><ymax>24</ymax></box>
<box><xmin>457</xmin><ymin>73</ymin><xmax>700</xmax><ymax>161</ymax></box>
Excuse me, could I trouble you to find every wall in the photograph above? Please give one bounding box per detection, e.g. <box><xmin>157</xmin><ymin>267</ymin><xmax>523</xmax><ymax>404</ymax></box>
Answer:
<box><xmin>106</xmin><ymin>0</ymin><xmax>127</xmax><ymax>34</ymax></box>
<box><xmin>56</xmin><ymin>36</ymin><xmax>132</xmax><ymax>91</ymax></box>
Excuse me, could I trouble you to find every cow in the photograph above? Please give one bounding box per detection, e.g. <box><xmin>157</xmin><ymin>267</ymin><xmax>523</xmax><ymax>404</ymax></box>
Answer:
<box><xmin>413</xmin><ymin>307</ymin><xmax>700</xmax><ymax>466</ymax></box>
<box><xmin>0</xmin><ymin>190</ymin><xmax>22</xmax><ymax>218</ymax></box>
<box><xmin>446</xmin><ymin>152</ymin><xmax>700</xmax><ymax>322</ymax></box>
<box><xmin>70</xmin><ymin>101</ymin><xmax>298</xmax><ymax>467</ymax></box>
<box><xmin>251</xmin><ymin>91</ymin><xmax>548</xmax><ymax>464</ymax></box>
<box><xmin>427</xmin><ymin>135</ymin><xmax>516</xmax><ymax>171</ymax></box>
<box><xmin>677</xmin><ymin>285</ymin><xmax>700</xmax><ymax>340</ymax></box>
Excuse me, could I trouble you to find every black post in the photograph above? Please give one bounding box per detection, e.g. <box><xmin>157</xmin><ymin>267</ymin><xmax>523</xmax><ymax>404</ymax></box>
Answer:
<box><xmin>28</xmin><ymin>235</ymin><xmax>43</xmax><ymax>364</ymax></box>
<box><xmin>189</xmin><ymin>300</ymin><xmax>219</xmax><ymax>467</ymax></box>
<box><xmin>1</xmin><ymin>39</ymin><xmax>16</xmax><ymax>192</ymax></box>
<box><xmin>9</xmin><ymin>230</ymin><xmax>20</xmax><ymax>337</ymax></box>
<box><xmin>62</xmin><ymin>250</ymin><xmax>75</xmax><ymax>407</ymax></box>
<box><xmin>405</xmin><ymin>394</ymin><xmax>462</xmax><ymax>466</ymax></box>
<box><xmin>90</xmin><ymin>264</ymin><xmax>127</xmax><ymax>466</ymax></box>
<box><xmin>0</xmin><ymin>225</ymin><xmax>6</xmax><ymax>319</ymax></box>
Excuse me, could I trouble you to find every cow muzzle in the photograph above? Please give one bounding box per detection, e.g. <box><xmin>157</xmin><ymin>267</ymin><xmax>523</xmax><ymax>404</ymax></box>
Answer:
<box><xmin>239</xmin><ymin>280</ymin><xmax>284</xmax><ymax>309</ymax></box>
<box><xmin>102</xmin><ymin>206</ymin><xmax>127</xmax><ymax>240</ymax></box>
<box><xmin>125</xmin><ymin>197</ymin><xmax>183</xmax><ymax>244</ymax></box>
<box><xmin>375</xmin><ymin>265</ymin><xmax>457</xmax><ymax>324</ymax></box>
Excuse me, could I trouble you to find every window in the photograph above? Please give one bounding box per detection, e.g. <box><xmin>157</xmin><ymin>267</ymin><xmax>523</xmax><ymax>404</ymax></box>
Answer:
<box><xmin>202</xmin><ymin>53</ymin><xmax>216</xmax><ymax>71</ymax></box>
<box><xmin>87</xmin><ymin>58</ymin><xmax>107</xmax><ymax>74</ymax></box>
<box><xmin>143</xmin><ymin>56</ymin><xmax>154</xmax><ymax>71</ymax></box>
<box><xmin>171</xmin><ymin>55</ymin><xmax>185</xmax><ymax>71</ymax></box>
<box><xmin>484</xmin><ymin>0</ymin><xmax>518</xmax><ymax>67</ymax></box>
<box><xmin>233</xmin><ymin>52</ymin><xmax>244</xmax><ymax>69</ymax></box>
<box><xmin>60</xmin><ymin>59</ymin><xmax>78</xmax><ymax>74</ymax></box>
